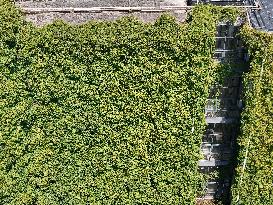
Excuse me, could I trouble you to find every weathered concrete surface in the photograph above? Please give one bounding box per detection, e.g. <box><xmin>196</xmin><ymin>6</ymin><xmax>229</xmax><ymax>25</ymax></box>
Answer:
<box><xmin>15</xmin><ymin>0</ymin><xmax>187</xmax><ymax>25</ymax></box>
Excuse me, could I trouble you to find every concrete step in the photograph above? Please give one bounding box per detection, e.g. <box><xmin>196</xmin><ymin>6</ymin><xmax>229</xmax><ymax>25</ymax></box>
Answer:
<box><xmin>205</xmin><ymin>117</ymin><xmax>238</xmax><ymax>124</ymax></box>
<box><xmin>198</xmin><ymin>159</ymin><xmax>229</xmax><ymax>166</ymax></box>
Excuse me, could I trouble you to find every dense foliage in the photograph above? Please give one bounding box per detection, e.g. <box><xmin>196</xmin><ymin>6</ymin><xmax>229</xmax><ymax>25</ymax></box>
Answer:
<box><xmin>0</xmin><ymin>1</ymin><xmax>238</xmax><ymax>204</ymax></box>
<box><xmin>231</xmin><ymin>26</ymin><xmax>273</xmax><ymax>204</ymax></box>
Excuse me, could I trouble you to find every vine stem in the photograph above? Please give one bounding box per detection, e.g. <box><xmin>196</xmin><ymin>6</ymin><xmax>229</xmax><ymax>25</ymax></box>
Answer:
<box><xmin>235</xmin><ymin>137</ymin><xmax>250</xmax><ymax>203</ymax></box>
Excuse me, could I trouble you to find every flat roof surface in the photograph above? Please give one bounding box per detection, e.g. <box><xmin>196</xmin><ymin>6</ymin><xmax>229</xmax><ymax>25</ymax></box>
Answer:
<box><xmin>16</xmin><ymin>0</ymin><xmax>186</xmax><ymax>7</ymax></box>
<box><xmin>15</xmin><ymin>0</ymin><xmax>187</xmax><ymax>25</ymax></box>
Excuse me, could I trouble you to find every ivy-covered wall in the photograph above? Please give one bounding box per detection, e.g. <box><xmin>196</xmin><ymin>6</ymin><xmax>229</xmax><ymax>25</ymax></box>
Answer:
<box><xmin>0</xmin><ymin>1</ymin><xmax>239</xmax><ymax>204</ymax></box>
<box><xmin>231</xmin><ymin>26</ymin><xmax>273</xmax><ymax>205</ymax></box>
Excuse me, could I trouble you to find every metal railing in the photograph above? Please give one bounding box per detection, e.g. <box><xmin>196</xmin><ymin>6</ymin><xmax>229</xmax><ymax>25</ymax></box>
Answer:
<box><xmin>17</xmin><ymin>1</ymin><xmax>261</xmax><ymax>14</ymax></box>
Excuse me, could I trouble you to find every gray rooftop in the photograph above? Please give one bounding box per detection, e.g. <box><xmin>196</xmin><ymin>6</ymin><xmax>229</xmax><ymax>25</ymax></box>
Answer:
<box><xmin>247</xmin><ymin>0</ymin><xmax>273</xmax><ymax>31</ymax></box>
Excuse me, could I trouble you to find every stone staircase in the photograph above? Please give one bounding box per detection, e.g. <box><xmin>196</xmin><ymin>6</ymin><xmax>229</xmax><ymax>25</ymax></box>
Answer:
<box><xmin>197</xmin><ymin>22</ymin><xmax>248</xmax><ymax>204</ymax></box>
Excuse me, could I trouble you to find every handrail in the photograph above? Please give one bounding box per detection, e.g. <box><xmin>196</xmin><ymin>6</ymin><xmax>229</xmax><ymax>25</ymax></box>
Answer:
<box><xmin>20</xmin><ymin>4</ymin><xmax>261</xmax><ymax>14</ymax></box>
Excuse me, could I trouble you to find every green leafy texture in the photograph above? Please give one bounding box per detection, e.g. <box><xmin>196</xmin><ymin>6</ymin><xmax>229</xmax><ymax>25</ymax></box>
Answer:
<box><xmin>231</xmin><ymin>26</ymin><xmax>273</xmax><ymax>204</ymax></box>
<box><xmin>0</xmin><ymin>1</ymin><xmax>238</xmax><ymax>204</ymax></box>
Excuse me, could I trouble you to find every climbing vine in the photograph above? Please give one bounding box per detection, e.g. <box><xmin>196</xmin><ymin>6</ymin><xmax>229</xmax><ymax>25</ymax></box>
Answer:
<box><xmin>0</xmin><ymin>1</ymin><xmax>238</xmax><ymax>204</ymax></box>
<box><xmin>231</xmin><ymin>26</ymin><xmax>273</xmax><ymax>204</ymax></box>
